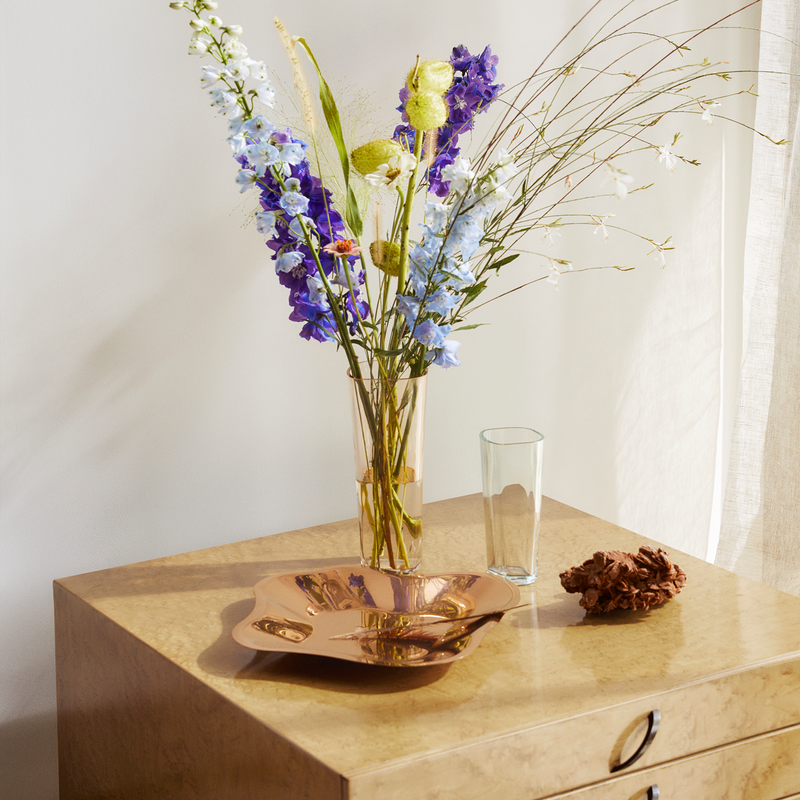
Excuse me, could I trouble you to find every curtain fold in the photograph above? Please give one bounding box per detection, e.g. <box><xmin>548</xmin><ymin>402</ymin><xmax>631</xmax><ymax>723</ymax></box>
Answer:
<box><xmin>717</xmin><ymin>0</ymin><xmax>800</xmax><ymax>596</ymax></box>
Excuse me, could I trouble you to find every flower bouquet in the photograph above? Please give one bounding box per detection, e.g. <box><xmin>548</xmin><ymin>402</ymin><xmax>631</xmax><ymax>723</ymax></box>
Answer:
<box><xmin>169</xmin><ymin>0</ymin><xmax>778</xmax><ymax>573</ymax></box>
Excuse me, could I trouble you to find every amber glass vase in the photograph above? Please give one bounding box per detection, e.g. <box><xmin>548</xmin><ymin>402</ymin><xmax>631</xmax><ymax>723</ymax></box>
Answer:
<box><xmin>349</xmin><ymin>368</ymin><xmax>427</xmax><ymax>574</ymax></box>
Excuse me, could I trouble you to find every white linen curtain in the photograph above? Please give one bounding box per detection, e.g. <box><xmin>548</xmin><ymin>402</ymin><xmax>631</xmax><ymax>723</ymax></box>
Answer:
<box><xmin>716</xmin><ymin>0</ymin><xmax>800</xmax><ymax>596</ymax></box>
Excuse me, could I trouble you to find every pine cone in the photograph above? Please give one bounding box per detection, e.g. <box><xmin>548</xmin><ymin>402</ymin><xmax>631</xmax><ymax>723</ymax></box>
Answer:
<box><xmin>559</xmin><ymin>546</ymin><xmax>687</xmax><ymax>614</ymax></box>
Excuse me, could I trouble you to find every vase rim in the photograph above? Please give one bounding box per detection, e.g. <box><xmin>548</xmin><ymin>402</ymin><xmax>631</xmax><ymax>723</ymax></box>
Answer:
<box><xmin>480</xmin><ymin>427</ymin><xmax>544</xmax><ymax>445</ymax></box>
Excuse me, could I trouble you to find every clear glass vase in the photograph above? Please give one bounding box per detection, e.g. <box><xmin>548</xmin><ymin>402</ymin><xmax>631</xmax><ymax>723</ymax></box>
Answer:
<box><xmin>349</xmin><ymin>368</ymin><xmax>427</xmax><ymax>574</ymax></box>
<box><xmin>480</xmin><ymin>427</ymin><xmax>544</xmax><ymax>585</ymax></box>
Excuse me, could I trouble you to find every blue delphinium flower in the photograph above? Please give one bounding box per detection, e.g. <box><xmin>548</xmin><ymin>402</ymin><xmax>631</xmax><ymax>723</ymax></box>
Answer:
<box><xmin>398</xmin><ymin>150</ymin><xmax>519</xmax><ymax>368</ymax></box>
<box><xmin>394</xmin><ymin>44</ymin><xmax>503</xmax><ymax>198</ymax></box>
<box><xmin>413</xmin><ymin>320</ymin><xmax>451</xmax><ymax>350</ymax></box>
<box><xmin>396</xmin><ymin>295</ymin><xmax>420</xmax><ymax>326</ymax></box>
<box><xmin>428</xmin><ymin>339</ymin><xmax>462</xmax><ymax>369</ymax></box>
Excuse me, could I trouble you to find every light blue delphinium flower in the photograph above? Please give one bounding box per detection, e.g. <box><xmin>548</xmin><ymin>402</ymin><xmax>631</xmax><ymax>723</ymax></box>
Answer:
<box><xmin>440</xmin><ymin>257</ymin><xmax>476</xmax><ymax>288</ymax></box>
<box><xmin>235</xmin><ymin>168</ymin><xmax>258</xmax><ymax>192</ymax></box>
<box><xmin>287</xmin><ymin>214</ymin><xmax>317</xmax><ymax>239</ymax></box>
<box><xmin>278</xmin><ymin>142</ymin><xmax>306</xmax><ymax>173</ymax></box>
<box><xmin>256</xmin><ymin>210</ymin><xmax>279</xmax><ymax>238</ymax></box>
<box><xmin>425</xmin><ymin>288</ymin><xmax>458</xmax><ymax>315</ymax></box>
<box><xmin>396</xmin><ymin>295</ymin><xmax>420</xmax><ymax>326</ymax></box>
<box><xmin>279</xmin><ymin>190</ymin><xmax>309</xmax><ymax>216</ymax></box>
<box><xmin>306</xmin><ymin>274</ymin><xmax>330</xmax><ymax>307</ymax></box>
<box><xmin>275</xmin><ymin>250</ymin><xmax>304</xmax><ymax>274</ymax></box>
<box><xmin>330</xmin><ymin>258</ymin><xmax>361</xmax><ymax>288</ymax></box>
<box><xmin>408</xmin><ymin>244</ymin><xmax>436</xmax><ymax>298</ymax></box>
<box><xmin>423</xmin><ymin>200</ymin><xmax>449</xmax><ymax>234</ymax></box>
<box><xmin>428</xmin><ymin>339</ymin><xmax>462</xmax><ymax>369</ymax></box>
<box><xmin>208</xmin><ymin>88</ymin><xmax>239</xmax><ymax>114</ymax></box>
<box><xmin>446</xmin><ymin>216</ymin><xmax>483</xmax><ymax>259</ymax></box>
<box><xmin>413</xmin><ymin>320</ymin><xmax>451</xmax><ymax>349</ymax></box>
<box><xmin>244</xmin><ymin>115</ymin><xmax>277</xmax><ymax>140</ymax></box>
<box><xmin>245</xmin><ymin>141</ymin><xmax>280</xmax><ymax>177</ymax></box>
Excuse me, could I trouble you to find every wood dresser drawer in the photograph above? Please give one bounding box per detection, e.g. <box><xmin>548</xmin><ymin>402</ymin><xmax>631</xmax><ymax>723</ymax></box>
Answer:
<box><xmin>55</xmin><ymin>495</ymin><xmax>800</xmax><ymax>800</ymax></box>
<box><xmin>546</xmin><ymin>723</ymin><xmax>800</xmax><ymax>800</ymax></box>
<box><xmin>344</xmin><ymin>656</ymin><xmax>800</xmax><ymax>799</ymax></box>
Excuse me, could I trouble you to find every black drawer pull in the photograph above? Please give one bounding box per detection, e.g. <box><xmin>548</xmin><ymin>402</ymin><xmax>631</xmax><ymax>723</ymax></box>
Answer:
<box><xmin>611</xmin><ymin>709</ymin><xmax>661</xmax><ymax>773</ymax></box>
<box><xmin>647</xmin><ymin>785</ymin><xmax>660</xmax><ymax>800</ymax></box>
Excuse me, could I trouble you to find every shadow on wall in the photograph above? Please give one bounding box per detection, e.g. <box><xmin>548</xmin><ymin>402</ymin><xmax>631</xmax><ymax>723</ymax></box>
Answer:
<box><xmin>0</xmin><ymin>710</ymin><xmax>59</xmax><ymax>800</ymax></box>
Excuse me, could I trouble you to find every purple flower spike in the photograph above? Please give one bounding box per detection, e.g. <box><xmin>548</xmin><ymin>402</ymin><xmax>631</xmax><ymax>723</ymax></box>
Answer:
<box><xmin>238</xmin><ymin>125</ymin><xmax>370</xmax><ymax>341</ymax></box>
<box><xmin>394</xmin><ymin>44</ymin><xmax>504</xmax><ymax>198</ymax></box>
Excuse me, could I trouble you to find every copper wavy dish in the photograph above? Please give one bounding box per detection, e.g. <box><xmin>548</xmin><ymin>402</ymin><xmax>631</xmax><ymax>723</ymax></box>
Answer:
<box><xmin>232</xmin><ymin>565</ymin><xmax>521</xmax><ymax>667</ymax></box>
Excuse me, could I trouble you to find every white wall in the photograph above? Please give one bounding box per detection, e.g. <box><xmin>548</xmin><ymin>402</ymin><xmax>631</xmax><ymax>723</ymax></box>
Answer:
<box><xmin>0</xmin><ymin>1</ymin><xmax>757</xmax><ymax>796</ymax></box>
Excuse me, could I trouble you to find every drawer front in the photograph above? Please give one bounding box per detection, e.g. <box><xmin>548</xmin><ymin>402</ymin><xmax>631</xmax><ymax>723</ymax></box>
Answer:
<box><xmin>346</xmin><ymin>656</ymin><xmax>800</xmax><ymax>800</ymax></box>
<box><xmin>546</xmin><ymin>723</ymin><xmax>800</xmax><ymax>799</ymax></box>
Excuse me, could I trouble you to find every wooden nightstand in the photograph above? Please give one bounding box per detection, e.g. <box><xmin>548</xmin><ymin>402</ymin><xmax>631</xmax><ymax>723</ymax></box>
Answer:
<box><xmin>54</xmin><ymin>495</ymin><xmax>800</xmax><ymax>799</ymax></box>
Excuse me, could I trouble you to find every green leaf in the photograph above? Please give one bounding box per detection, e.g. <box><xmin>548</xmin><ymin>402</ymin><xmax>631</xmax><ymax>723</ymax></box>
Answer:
<box><xmin>295</xmin><ymin>38</ymin><xmax>363</xmax><ymax>239</ymax></box>
<box><xmin>374</xmin><ymin>347</ymin><xmax>406</xmax><ymax>358</ymax></box>
<box><xmin>460</xmin><ymin>281</ymin><xmax>489</xmax><ymax>305</ymax></box>
<box><xmin>453</xmin><ymin>323</ymin><xmax>489</xmax><ymax>332</ymax></box>
<box><xmin>486</xmin><ymin>253</ymin><xmax>520</xmax><ymax>271</ymax></box>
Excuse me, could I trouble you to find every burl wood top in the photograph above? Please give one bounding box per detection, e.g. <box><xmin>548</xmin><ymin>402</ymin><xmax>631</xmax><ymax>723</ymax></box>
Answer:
<box><xmin>56</xmin><ymin>494</ymin><xmax>800</xmax><ymax>777</ymax></box>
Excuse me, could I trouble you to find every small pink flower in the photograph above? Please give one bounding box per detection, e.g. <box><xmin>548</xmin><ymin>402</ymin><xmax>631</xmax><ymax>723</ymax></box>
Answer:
<box><xmin>322</xmin><ymin>239</ymin><xmax>363</xmax><ymax>258</ymax></box>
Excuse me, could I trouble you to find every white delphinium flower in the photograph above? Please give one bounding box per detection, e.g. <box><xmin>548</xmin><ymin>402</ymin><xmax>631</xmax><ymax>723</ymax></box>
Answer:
<box><xmin>208</xmin><ymin>88</ymin><xmax>239</xmax><ymax>114</ymax></box>
<box><xmin>228</xmin><ymin>134</ymin><xmax>246</xmax><ymax>156</ymax></box>
<box><xmin>365</xmin><ymin>152</ymin><xmax>418</xmax><ymax>189</ymax></box>
<box><xmin>440</xmin><ymin>156</ymin><xmax>475</xmax><ymax>195</ymax></box>
<box><xmin>245</xmin><ymin>60</ymin><xmax>269</xmax><ymax>82</ymax></box>
<box><xmin>254</xmin><ymin>81</ymin><xmax>276</xmax><ymax>107</ymax></box>
<box><xmin>657</xmin><ymin>143</ymin><xmax>678</xmax><ymax>173</ymax></box>
<box><xmin>222</xmin><ymin>38</ymin><xmax>248</xmax><ymax>60</ymax></box>
<box><xmin>604</xmin><ymin>164</ymin><xmax>634</xmax><ymax>200</ymax></box>
<box><xmin>235</xmin><ymin>168</ymin><xmax>258</xmax><ymax>192</ymax></box>
<box><xmin>226</xmin><ymin>60</ymin><xmax>250</xmax><ymax>81</ymax></box>
<box><xmin>494</xmin><ymin>149</ymin><xmax>518</xmax><ymax>182</ymax></box>
<box><xmin>200</xmin><ymin>64</ymin><xmax>223</xmax><ymax>88</ymax></box>
<box><xmin>188</xmin><ymin>34</ymin><xmax>211</xmax><ymax>55</ymax></box>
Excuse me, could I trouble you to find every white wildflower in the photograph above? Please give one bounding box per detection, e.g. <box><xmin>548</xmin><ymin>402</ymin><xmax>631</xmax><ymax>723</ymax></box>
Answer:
<box><xmin>657</xmin><ymin>143</ymin><xmax>678</xmax><ymax>173</ymax></box>
<box><xmin>700</xmin><ymin>101</ymin><xmax>720</xmax><ymax>126</ymax></box>
<box><xmin>365</xmin><ymin>152</ymin><xmax>418</xmax><ymax>189</ymax></box>
<box><xmin>604</xmin><ymin>164</ymin><xmax>634</xmax><ymax>200</ymax></box>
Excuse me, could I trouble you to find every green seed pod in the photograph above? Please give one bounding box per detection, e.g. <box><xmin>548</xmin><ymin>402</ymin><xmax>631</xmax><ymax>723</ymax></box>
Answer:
<box><xmin>370</xmin><ymin>240</ymin><xmax>401</xmax><ymax>277</ymax></box>
<box><xmin>405</xmin><ymin>91</ymin><xmax>449</xmax><ymax>131</ymax></box>
<box><xmin>407</xmin><ymin>60</ymin><xmax>454</xmax><ymax>95</ymax></box>
<box><xmin>351</xmin><ymin>140</ymin><xmax>403</xmax><ymax>177</ymax></box>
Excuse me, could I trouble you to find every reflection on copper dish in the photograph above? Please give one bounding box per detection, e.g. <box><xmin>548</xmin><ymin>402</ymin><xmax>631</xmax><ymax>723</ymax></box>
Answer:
<box><xmin>232</xmin><ymin>566</ymin><xmax>521</xmax><ymax>667</ymax></box>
